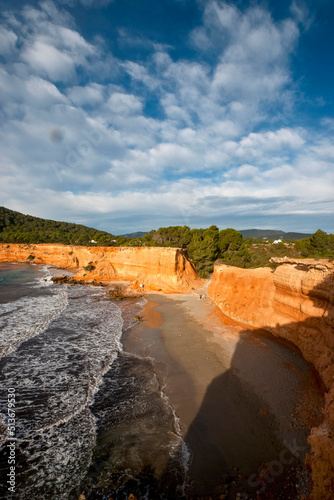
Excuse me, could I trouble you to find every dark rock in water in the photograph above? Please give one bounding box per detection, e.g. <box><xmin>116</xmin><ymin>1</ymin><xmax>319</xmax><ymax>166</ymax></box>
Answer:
<box><xmin>51</xmin><ymin>275</ymin><xmax>77</xmax><ymax>285</ymax></box>
<box><xmin>106</xmin><ymin>285</ymin><xmax>143</xmax><ymax>301</ymax></box>
<box><xmin>51</xmin><ymin>278</ymin><xmax>143</xmax><ymax>301</ymax></box>
<box><xmin>51</xmin><ymin>275</ymin><xmax>106</xmax><ymax>287</ymax></box>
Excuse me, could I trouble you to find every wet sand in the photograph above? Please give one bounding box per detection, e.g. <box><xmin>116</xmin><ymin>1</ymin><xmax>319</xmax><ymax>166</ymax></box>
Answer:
<box><xmin>122</xmin><ymin>292</ymin><xmax>324</xmax><ymax>498</ymax></box>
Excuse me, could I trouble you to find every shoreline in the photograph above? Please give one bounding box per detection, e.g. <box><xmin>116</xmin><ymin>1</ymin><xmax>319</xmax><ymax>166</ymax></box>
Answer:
<box><xmin>123</xmin><ymin>292</ymin><xmax>325</xmax><ymax>498</ymax></box>
<box><xmin>0</xmin><ymin>260</ymin><xmax>330</xmax><ymax>497</ymax></box>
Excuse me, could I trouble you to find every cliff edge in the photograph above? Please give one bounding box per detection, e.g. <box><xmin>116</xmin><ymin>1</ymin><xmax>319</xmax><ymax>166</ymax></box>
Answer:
<box><xmin>208</xmin><ymin>259</ymin><xmax>334</xmax><ymax>499</ymax></box>
<box><xmin>0</xmin><ymin>244</ymin><xmax>201</xmax><ymax>293</ymax></box>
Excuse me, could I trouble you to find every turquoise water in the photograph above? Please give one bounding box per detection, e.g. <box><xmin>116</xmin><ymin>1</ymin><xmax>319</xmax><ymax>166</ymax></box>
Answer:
<box><xmin>0</xmin><ymin>263</ymin><xmax>47</xmax><ymax>303</ymax></box>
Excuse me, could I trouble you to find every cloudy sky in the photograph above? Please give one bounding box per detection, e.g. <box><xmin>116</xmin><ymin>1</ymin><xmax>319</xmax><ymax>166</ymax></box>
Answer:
<box><xmin>0</xmin><ymin>0</ymin><xmax>333</xmax><ymax>234</ymax></box>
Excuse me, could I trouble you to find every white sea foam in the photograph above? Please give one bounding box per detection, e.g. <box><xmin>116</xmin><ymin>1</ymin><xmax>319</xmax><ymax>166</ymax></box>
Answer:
<box><xmin>1</xmin><ymin>282</ymin><xmax>124</xmax><ymax>498</ymax></box>
<box><xmin>0</xmin><ymin>287</ymin><xmax>68</xmax><ymax>357</ymax></box>
<box><xmin>32</xmin><ymin>265</ymin><xmax>73</xmax><ymax>287</ymax></box>
<box><xmin>118</xmin><ymin>296</ymin><xmax>147</xmax><ymax>331</ymax></box>
<box><xmin>0</xmin><ymin>299</ymin><xmax>28</xmax><ymax>315</ymax></box>
<box><xmin>0</xmin><ymin>268</ymin><xmax>189</xmax><ymax>498</ymax></box>
<box><xmin>0</xmin><ymin>412</ymin><xmax>7</xmax><ymax>447</ymax></box>
<box><xmin>5</xmin><ymin>409</ymin><xmax>96</xmax><ymax>500</ymax></box>
<box><xmin>2</xmin><ymin>285</ymin><xmax>123</xmax><ymax>429</ymax></box>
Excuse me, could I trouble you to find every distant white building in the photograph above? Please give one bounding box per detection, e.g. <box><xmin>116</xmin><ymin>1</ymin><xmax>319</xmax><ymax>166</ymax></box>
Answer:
<box><xmin>90</xmin><ymin>240</ymin><xmax>97</xmax><ymax>244</ymax></box>
<box><xmin>273</xmin><ymin>239</ymin><xmax>283</xmax><ymax>244</ymax></box>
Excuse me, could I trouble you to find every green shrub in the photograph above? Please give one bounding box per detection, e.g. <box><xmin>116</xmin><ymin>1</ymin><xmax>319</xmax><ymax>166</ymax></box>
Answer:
<box><xmin>84</xmin><ymin>263</ymin><xmax>95</xmax><ymax>272</ymax></box>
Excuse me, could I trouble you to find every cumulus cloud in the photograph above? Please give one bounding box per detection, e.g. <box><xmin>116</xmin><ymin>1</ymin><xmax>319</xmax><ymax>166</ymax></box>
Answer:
<box><xmin>210</xmin><ymin>4</ymin><xmax>298</xmax><ymax>107</ymax></box>
<box><xmin>22</xmin><ymin>41</ymin><xmax>75</xmax><ymax>81</ymax></box>
<box><xmin>66</xmin><ymin>83</ymin><xmax>105</xmax><ymax>106</ymax></box>
<box><xmin>107</xmin><ymin>92</ymin><xmax>143</xmax><ymax>116</ymax></box>
<box><xmin>0</xmin><ymin>0</ymin><xmax>333</xmax><ymax>232</ymax></box>
<box><xmin>122</xmin><ymin>61</ymin><xmax>159</xmax><ymax>90</ymax></box>
<box><xmin>13</xmin><ymin>3</ymin><xmax>97</xmax><ymax>82</ymax></box>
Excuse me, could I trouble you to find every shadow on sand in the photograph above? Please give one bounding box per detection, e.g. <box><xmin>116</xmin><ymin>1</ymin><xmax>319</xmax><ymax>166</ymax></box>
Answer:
<box><xmin>77</xmin><ymin>271</ymin><xmax>331</xmax><ymax>500</ymax></box>
<box><xmin>177</xmin><ymin>269</ymin><xmax>331</xmax><ymax>499</ymax></box>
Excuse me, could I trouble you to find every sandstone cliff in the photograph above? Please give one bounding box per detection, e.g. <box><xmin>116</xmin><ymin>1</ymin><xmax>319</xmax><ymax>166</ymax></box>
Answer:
<box><xmin>208</xmin><ymin>259</ymin><xmax>334</xmax><ymax>499</ymax></box>
<box><xmin>0</xmin><ymin>244</ymin><xmax>201</xmax><ymax>293</ymax></box>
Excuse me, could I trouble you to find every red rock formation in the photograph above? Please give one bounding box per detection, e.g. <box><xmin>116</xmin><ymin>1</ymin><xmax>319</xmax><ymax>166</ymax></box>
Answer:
<box><xmin>0</xmin><ymin>244</ymin><xmax>201</xmax><ymax>293</ymax></box>
<box><xmin>208</xmin><ymin>259</ymin><xmax>334</xmax><ymax>499</ymax></box>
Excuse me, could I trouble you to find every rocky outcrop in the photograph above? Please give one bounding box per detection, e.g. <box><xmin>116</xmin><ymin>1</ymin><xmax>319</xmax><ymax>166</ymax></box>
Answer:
<box><xmin>208</xmin><ymin>259</ymin><xmax>334</xmax><ymax>499</ymax></box>
<box><xmin>0</xmin><ymin>244</ymin><xmax>201</xmax><ymax>293</ymax></box>
<box><xmin>51</xmin><ymin>277</ymin><xmax>143</xmax><ymax>301</ymax></box>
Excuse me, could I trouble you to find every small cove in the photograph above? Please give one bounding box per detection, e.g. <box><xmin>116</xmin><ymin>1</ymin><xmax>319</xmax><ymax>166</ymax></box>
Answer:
<box><xmin>0</xmin><ymin>264</ymin><xmax>326</xmax><ymax>499</ymax></box>
<box><xmin>123</xmin><ymin>293</ymin><xmax>325</xmax><ymax>498</ymax></box>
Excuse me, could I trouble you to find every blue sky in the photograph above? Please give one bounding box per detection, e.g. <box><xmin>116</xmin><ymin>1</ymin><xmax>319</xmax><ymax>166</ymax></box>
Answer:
<box><xmin>0</xmin><ymin>0</ymin><xmax>333</xmax><ymax>234</ymax></box>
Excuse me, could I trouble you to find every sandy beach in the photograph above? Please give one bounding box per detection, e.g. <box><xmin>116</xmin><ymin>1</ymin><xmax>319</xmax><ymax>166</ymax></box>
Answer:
<box><xmin>122</xmin><ymin>291</ymin><xmax>324</xmax><ymax>498</ymax></box>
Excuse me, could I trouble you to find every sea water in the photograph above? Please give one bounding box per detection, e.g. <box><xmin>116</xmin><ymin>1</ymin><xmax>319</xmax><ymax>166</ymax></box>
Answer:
<box><xmin>0</xmin><ymin>264</ymin><xmax>188</xmax><ymax>499</ymax></box>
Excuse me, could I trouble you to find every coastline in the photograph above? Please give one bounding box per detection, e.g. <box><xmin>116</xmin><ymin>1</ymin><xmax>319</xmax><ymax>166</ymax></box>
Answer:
<box><xmin>123</xmin><ymin>292</ymin><xmax>324</xmax><ymax>498</ymax></box>
<box><xmin>1</xmin><ymin>256</ymin><xmax>331</xmax><ymax>497</ymax></box>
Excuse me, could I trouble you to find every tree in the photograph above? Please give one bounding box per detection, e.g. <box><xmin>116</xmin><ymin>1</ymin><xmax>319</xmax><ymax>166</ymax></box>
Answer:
<box><xmin>310</xmin><ymin>229</ymin><xmax>329</xmax><ymax>251</ymax></box>
<box><xmin>295</xmin><ymin>230</ymin><xmax>334</xmax><ymax>258</ymax></box>
<box><xmin>218</xmin><ymin>228</ymin><xmax>243</xmax><ymax>254</ymax></box>
<box><xmin>187</xmin><ymin>226</ymin><xmax>219</xmax><ymax>277</ymax></box>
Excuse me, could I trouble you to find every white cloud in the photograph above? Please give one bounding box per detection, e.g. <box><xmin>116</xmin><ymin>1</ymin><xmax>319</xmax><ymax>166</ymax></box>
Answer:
<box><xmin>122</xmin><ymin>61</ymin><xmax>159</xmax><ymax>89</ymax></box>
<box><xmin>67</xmin><ymin>84</ymin><xmax>104</xmax><ymax>106</ymax></box>
<box><xmin>310</xmin><ymin>140</ymin><xmax>334</xmax><ymax>160</ymax></box>
<box><xmin>0</xmin><ymin>27</ymin><xmax>18</xmax><ymax>55</ymax></box>
<box><xmin>17</xmin><ymin>3</ymin><xmax>96</xmax><ymax>82</ymax></box>
<box><xmin>290</xmin><ymin>0</ymin><xmax>312</xmax><ymax>29</ymax></box>
<box><xmin>22</xmin><ymin>40</ymin><xmax>75</xmax><ymax>81</ymax></box>
<box><xmin>0</xmin><ymin>68</ymin><xmax>67</xmax><ymax>111</ymax></box>
<box><xmin>25</xmin><ymin>76</ymin><xmax>68</xmax><ymax>105</ymax></box>
<box><xmin>208</xmin><ymin>120</ymin><xmax>241</xmax><ymax>139</ymax></box>
<box><xmin>107</xmin><ymin>92</ymin><xmax>143</xmax><ymax>116</ymax></box>
<box><xmin>236</xmin><ymin>165</ymin><xmax>260</xmax><ymax>179</ymax></box>
<box><xmin>262</xmin><ymin>164</ymin><xmax>296</xmax><ymax>181</ymax></box>
<box><xmin>0</xmin><ymin>0</ymin><xmax>333</xmax><ymax>232</ymax></box>
<box><xmin>238</xmin><ymin>128</ymin><xmax>305</xmax><ymax>153</ymax></box>
<box><xmin>149</xmin><ymin>143</ymin><xmax>198</xmax><ymax>170</ymax></box>
<box><xmin>55</xmin><ymin>26</ymin><xmax>94</xmax><ymax>53</ymax></box>
<box><xmin>187</xmin><ymin>1</ymin><xmax>300</xmax><ymax>126</ymax></box>
<box><xmin>189</xmin><ymin>27</ymin><xmax>213</xmax><ymax>50</ymax></box>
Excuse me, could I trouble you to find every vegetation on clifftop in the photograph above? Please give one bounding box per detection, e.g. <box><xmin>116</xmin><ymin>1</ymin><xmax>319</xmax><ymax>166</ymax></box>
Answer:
<box><xmin>295</xmin><ymin>229</ymin><xmax>334</xmax><ymax>259</ymax></box>
<box><xmin>141</xmin><ymin>225</ymin><xmax>334</xmax><ymax>276</ymax></box>
<box><xmin>1</xmin><ymin>207</ymin><xmax>333</xmax><ymax>277</ymax></box>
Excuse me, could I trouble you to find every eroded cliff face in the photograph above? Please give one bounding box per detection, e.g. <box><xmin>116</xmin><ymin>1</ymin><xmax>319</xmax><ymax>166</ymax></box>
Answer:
<box><xmin>0</xmin><ymin>244</ymin><xmax>201</xmax><ymax>293</ymax></box>
<box><xmin>208</xmin><ymin>259</ymin><xmax>334</xmax><ymax>499</ymax></box>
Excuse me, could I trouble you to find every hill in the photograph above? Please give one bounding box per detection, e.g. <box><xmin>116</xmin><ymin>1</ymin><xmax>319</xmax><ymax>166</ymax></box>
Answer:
<box><xmin>0</xmin><ymin>206</ymin><xmax>116</xmax><ymax>246</ymax></box>
<box><xmin>240</xmin><ymin>229</ymin><xmax>312</xmax><ymax>240</ymax></box>
<box><xmin>118</xmin><ymin>231</ymin><xmax>148</xmax><ymax>239</ymax></box>
<box><xmin>0</xmin><ymin>207</ymin><xmax>332</xmax><ymax>276</ymax></box>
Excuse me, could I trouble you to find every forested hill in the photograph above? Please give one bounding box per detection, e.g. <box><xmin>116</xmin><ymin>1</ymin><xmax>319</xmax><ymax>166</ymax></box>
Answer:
<box><xmin>0</xmin><ymin>206</ymin><xmax>116</xmax><ymax>246</ymax></box>
<box><xmin>240</xmin><ymin>229</ymin><xmax>312</xmax><ymax>240</ymax></box>
<box><xmin>1</xmin><ymin>207</ymin><xmax>333</xmax><ymax>276</ymax></box>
